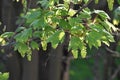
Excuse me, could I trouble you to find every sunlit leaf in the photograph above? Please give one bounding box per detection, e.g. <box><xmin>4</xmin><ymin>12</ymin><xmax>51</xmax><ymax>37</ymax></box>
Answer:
<box><xmin>0</xmin><ymin>72</ymin><xmax>9</xmax><ymax>80</ymax></box>
<box><xmin>41</xmin><ymin>40</ymin><xmax>47</xmax><ymax>50</ymax></box>
<box><xmin>72</xmin><ymin>49</ymin><xmax>78</xmax><ymax>59</ymax></box>
<box><xmin>93</xmin><ymin>10</ymin><xmax>110</xmax><ymax>20</ymax></box>
<box><xmin>81</xmin><ymin>46</ymin><xmax>87</xmax><ymax>58</ymax></box>
<box><xmin>47</xmin><ymin>30</ymin><xmax>65</xmax><ymax>48</ymax></box>
<box><xmin>27</xmin><ymin>51</ymin><xmax>32</xmax><ymax>61</ymax></box>
<box><xmin>68</xmin><ymin>9</ymin><xmax>76</xmax><ymax>16</ymax></box>
<box><xmin>84</xmin><ymin>0</ymin><xmax>89</xmax><ymax>3</ymax></box>
<box><xmin>107</xmin><ymin>0</ymin><xmax>114</xmax><ymax>11</ymax></box>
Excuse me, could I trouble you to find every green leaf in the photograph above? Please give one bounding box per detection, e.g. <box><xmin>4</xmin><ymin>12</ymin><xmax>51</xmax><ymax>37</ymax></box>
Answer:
<box><xmin>117</xmin><ymin>0</ymin><xmax>120</xmax><ymax>4</ymax></box>
<box><xmin>69</xmin><ymin>36</ymin><xmax>84</xmax><ymax>50</ymax></box>
<box><xmin>49</xmin><ymin>0</ymin><xmax>59</xmax><ymax>6</ymax></box>
<box><xmin>59</xmin><ymin>19</ymin><xmax>71</xmax><ymax>30</ymax></box>
<box><xmin>105</xmin><ymin>20</ymin><xmax>117</xmax><ymax>32</ymax></box>
<box><xmin>6</xmin><ymin>0</ymin><xmax>116</xmax><ymax>61</ymax></box>
<box><xmin>15</xmin><ymin>27</ymin><xmax>26</xmax><ymax>33</ymax></box>
<box><xmin>30</xmin><ymin>19</ymin><xmax>40</xmax><ymax>30</ymax></box>
<box><xmin>102</xmin><ymin>40</ymin><xmax>110</xmax><ymax>46</ymax></box>
<box><xmin>68</xmin><ymin>9</ymin><xmax>76</xmax><ymax>16</ymax></box>
<box><xmin>1</xmin><ymin>32</ymin><xmax>14</xmax><ymax>38</ymax></box>
<box><xmin>25</xmin><ymin>9</ymin><xmax>41</xmax><ymax>24</ymax></box>
<box><xmin>102</xmin><ymin>30</ymin><xmax>115</xmax><ymax>42</ymax></box>
<box><xmin>59</xmin><ymin>31</ymin><xmax>65</xmax><ymax>40</ymax></box>
<box><xmin>37</xmin><ymin>0</ymin><xmax>49</xmax><ymax>9</ymax></box>
<box><xmin>68</xmin><ymin>17</ymin><xmax>83</xmax><ymax>27</ymax></box>
<box><xmin>47</xmin><ymin>30</ymin><xmax>65</xmax><ymax>48</ymax></box>
<box><xmin>86</xmin><ymin>30</ymin><xmax>103</xmax><ymax>48</ymax></box>
<box><xmin>56</xmin><ymin>9</ymin><xmax>68</xmax><ymax>16</ymax></box>
<box><xmin>14</xmin><ymin>42</ymin><xmax>30</xmax><ymax>57</ymax></box>
<box><xmin>14</xmin><ymin>33</ymin><xmax>23</xmax><ymax>42</ymax></box>
<box><xmin>0</xmin><ymin>72</ymin><xmax>9</xmax><ymax>80</ymax></box>
<box><xmin>84</xmin><ymin>0</ymin><xmax>89</xmax><ymax>3</ymax></box>
<box><xmin>30</xmin><ymin>41</ymin><xmax>39</xmax><ymax>50</ymax></box>
<box><xmin>78</xmin><ymin>10</ymin><xmax>91</xmax><ymax>19</ymax></box>
<box><xmin>33</xmin><ymin>31</ymin><xmax>42</xmax><ymax>38</ymax></box>
<box><xmin>95</xmin><ymin>0</ymin><xmax>99</xmax><ymax>4</ymax></box>
<box><xmin>14</xmin><ymin>28</ymin><xmax>32</xmax><ymax>43</ymax></box>
<box><xmin>93</xmin><ymin>10</ymin><xmax>110</xmax><ymax>20</ymax></box>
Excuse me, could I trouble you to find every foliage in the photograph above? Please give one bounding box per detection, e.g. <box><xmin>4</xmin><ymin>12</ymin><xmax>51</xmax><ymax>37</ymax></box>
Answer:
<box><xmin>0</xmin><ymin>72</ymin><xmax>9</xmax><ymax>80</ymax></box>
<box><xmin>0</xmin><ymin>0</ymin><xmax>117</xmax><ymax>59</ymax></box>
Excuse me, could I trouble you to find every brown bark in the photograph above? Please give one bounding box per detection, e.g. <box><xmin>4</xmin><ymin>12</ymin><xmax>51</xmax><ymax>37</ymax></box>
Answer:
<box><xmin>22</xmin><ymin>51</ymin><xmax>39</xmax><ymax>80</ymax></box>
<box><xmin>48</xmin><ymin>45</ymin><xmax>63</xmax><ymax>80</ymax></box>
<box><xmin>103</xmin><ymin>40</ymin><xmax>119</xmax><ymax>80</ymax></box>
<box><xmin>1</xmin><ymin>0</ymin><xmax>16</xmax><ymax>31</ymax></box>
<box><xmin>6</xmin><ymin>53</ymin><xmax>22</xmax><ymax>80</ymax></box>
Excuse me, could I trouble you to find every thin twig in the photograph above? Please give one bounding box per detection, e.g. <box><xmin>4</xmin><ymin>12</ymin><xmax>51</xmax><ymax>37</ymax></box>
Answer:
<box><xmin>106</xmin><ymin>47</ymin><xmax>120</xmax><ymax>57</ymax></box>
<box><xmin>72</xmin><ymin>0</ymin><xmax>93</xmax><ymax>17</ymax></box>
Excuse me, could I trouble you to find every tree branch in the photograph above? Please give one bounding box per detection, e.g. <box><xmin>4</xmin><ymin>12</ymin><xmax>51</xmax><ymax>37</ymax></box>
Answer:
<box><xmin>72</xmin><ymin>0</ymin><xmax>93</xmax><ymax>17</ymax></box>
<box><xmin>106</xmin><ymin>47</ymin><xmax>120</xmax><ymax>57</ymax></box>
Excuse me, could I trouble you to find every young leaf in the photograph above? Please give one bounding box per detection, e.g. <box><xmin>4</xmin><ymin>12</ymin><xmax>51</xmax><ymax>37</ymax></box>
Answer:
<box><xmin>72</xmin><ymin>49</ymin><xmax>78</xmax><ymax>59</ymax></box>
<box><xmin>107</xmin><ymin>0</ymin><xmax>114</xmax><ymax>11</ymax></box>
<box><xmin>41</xmin><ymin>40</ymin><xmax>47</xmax><ymax>50</ymax></box>
<box><xmin>81</xmin><ymin>46</ymin><xmax>87</xmax><ymax>58</ymax></box>
<box><xmin>68</xmin><ymin>9</ymin><xmax>76</xmax><ymax>16</ymax></box>
<box><xmin>27</xmin><ymin>51</ymin><xmax>32</xmax><ymax>61</ymax></box>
